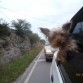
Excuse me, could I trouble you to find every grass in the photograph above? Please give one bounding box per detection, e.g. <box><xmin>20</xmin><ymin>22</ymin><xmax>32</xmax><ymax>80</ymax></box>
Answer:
<box><xmin>62</xmin><ymin>62</ymin><xmax>83</xmax><ymax>83</ymax></box>
<box><xmin>0</xmin><ymin>47</ymin><xmax>42</xmax><ymax>83</ymax></box>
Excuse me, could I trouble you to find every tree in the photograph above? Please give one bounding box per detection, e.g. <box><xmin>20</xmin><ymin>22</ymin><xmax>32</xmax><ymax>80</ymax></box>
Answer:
<box><xmin>0</xmin><ymin>19</ymin><xmax>10</xmax><ymax>36</ymax></box>
<box><xmin>11</xmin><ymin>19</ymin><xmax>41</xmax><ymax>47</ymax></box>
<box><xmin>11</xmin><ymin>19</ymin><xmax>31</xmax><ymax>37</ymax></box>
<box><xmin>30</xmin><ymin>33</ymin><xmax>40</xmax><ymax>45</ymax></box>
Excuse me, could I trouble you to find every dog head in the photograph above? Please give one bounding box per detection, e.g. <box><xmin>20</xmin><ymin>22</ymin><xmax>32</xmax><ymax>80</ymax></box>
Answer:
<box><xmin>40</xmin><ymin>22</ymin><xmax>71</xmax><ymax>48</ymax></box>
<box><xmin>40</xmin><ymin>22</ymin><xmax>78</xmax><ymax>63</ymax></box>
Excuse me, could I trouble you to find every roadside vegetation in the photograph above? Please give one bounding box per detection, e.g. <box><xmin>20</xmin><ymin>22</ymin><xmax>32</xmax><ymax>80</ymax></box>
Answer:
<box><xmin>0</xmin><ymin>47</ymin><xmax>42</xmax><ymax>83</ymax></box>
<box><xmin>0</xmin><ymin>18</ymin><xmax>45</xmax><ymax>83</ymax></box>
<box><xmin>0</xmin><ymin>19</ymin><xmax>45</xmax><ymax>47</ymax></box>
<box><xmin>0</xmin><ymin>19</ymin><xmax>10</xmax><ymax>37</ymax></box>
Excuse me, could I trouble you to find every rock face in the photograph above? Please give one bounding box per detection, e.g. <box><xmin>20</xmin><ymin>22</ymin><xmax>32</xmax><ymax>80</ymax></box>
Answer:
<box><xmin>0</xmin><ymin>31</ymin><xmax>31</xmax><ymax>62</ymax></box>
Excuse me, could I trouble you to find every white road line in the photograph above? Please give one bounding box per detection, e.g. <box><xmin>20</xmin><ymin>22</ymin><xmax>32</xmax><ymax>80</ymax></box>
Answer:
<box><xmin>34</xmin><ymin>59</ymin><xmax>45</xmax><ymax>62</ymax></box>
<box><xmin>24</xmin><ymin>50</ymin><xmax>43</xmax><ymax>83</ymax></box>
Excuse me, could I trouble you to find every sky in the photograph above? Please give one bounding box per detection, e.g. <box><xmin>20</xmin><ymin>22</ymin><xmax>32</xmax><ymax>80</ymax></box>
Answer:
<box><xmin>0</xmin><ymin>0</ymin><xmax>83</xmax><ymax>39</ymax></box>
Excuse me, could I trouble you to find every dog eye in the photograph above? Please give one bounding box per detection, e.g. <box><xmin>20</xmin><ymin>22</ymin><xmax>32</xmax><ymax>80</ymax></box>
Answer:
<box><xmin>61</xmin><ymin>33</ymin><xmax>65</xmax><ymax>36</ymax></box>
<box><xmin>48</xmin><ymin>35</ymin><xmax>55</xmax><ymax>41</ymax></box>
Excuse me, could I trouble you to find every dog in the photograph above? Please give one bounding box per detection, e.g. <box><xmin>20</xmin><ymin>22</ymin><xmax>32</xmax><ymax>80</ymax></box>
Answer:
<box><xmin>40</xmin><ymin>22</ymin><xmax>78</xmax><ymax>63</ymax></box>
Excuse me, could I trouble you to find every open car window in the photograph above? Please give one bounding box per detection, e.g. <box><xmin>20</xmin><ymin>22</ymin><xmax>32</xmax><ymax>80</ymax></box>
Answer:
<box><xmin>62</xmin><ymin>21</ymin><xmax>83</xmax><ymax>83</ymax></box>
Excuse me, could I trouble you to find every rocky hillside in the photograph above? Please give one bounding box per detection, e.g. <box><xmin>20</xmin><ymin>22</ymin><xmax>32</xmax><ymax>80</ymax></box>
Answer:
<box><xmin>0</xmin><ymin>30</ymin><xmax>31</xmax><ymax>62</ymax></box>
<box><xmin>0</xmin><ymin>19</ymin><xmax>45</xmax><ymax>63</ymax></box>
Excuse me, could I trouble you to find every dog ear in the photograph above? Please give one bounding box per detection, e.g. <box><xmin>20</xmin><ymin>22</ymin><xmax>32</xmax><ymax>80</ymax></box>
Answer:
<box><xmin>40</xmin><ymin>28</ymin><xmax>50</xmax><ymax>36</ymax></box>
<box><xmin>62</xmin><ymin>22</ymin><xmax>72</xmax><ymax>32</ymax></box>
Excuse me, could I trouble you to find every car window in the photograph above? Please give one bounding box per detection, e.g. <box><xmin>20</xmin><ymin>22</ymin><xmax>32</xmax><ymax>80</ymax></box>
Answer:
<box><xmin>73</xmin><ymin>22</ymin><xmax>83</xmax><ymax>34</ymax></box>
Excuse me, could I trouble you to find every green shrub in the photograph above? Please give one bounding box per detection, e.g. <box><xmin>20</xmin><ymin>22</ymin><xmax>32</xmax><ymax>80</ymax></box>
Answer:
<box><xmin>0</xmin><ymin>20</ymin><xmax>10</xmax><ymax>37</ymax></box>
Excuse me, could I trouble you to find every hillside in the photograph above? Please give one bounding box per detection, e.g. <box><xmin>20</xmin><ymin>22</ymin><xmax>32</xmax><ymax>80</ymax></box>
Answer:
<box><xmin>0</xmin><ymin>19</ymin><xmax>42</xmax><ymax>63</ymax></box>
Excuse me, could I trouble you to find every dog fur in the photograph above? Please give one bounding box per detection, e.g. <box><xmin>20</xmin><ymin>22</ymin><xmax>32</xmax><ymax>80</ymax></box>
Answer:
<box><xmin>40</xmin><ymin>22</ymin><xmax>78</xmax><ymax>62</ymax></box>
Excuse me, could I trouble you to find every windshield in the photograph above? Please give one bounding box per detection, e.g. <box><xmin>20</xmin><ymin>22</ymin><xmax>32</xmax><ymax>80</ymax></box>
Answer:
<box><xmin>45</xmin><ymin>41</ymin><xmax>50</xmax><ymax>46</ymax></box>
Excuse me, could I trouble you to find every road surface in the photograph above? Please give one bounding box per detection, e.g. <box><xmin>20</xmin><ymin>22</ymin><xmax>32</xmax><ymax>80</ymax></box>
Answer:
<box><xmin>14</xmin><ymin>49</ymin><xmax>51</xmax><ymax>83</ymax></box>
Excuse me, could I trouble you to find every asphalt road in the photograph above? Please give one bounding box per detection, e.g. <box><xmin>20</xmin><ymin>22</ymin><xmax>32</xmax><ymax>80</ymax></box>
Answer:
<box><xmin>14</xmin><ymin>49</ymin><xmax>51</xmax><ymax>83</ymax></box>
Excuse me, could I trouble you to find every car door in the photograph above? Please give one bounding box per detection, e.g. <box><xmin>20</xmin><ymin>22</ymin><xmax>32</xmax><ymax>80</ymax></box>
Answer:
<box><xmin>50</xmin><ymin>50</ymin><xmax>64</xmax><ymax>83</ymax></box>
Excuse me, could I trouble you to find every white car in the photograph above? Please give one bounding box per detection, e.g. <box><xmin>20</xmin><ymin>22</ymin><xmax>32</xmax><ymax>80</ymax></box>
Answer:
<box><xmin>44</xmin><ymin>43</ymin><xmax>57</xmax><ymax>62</ymax></box>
